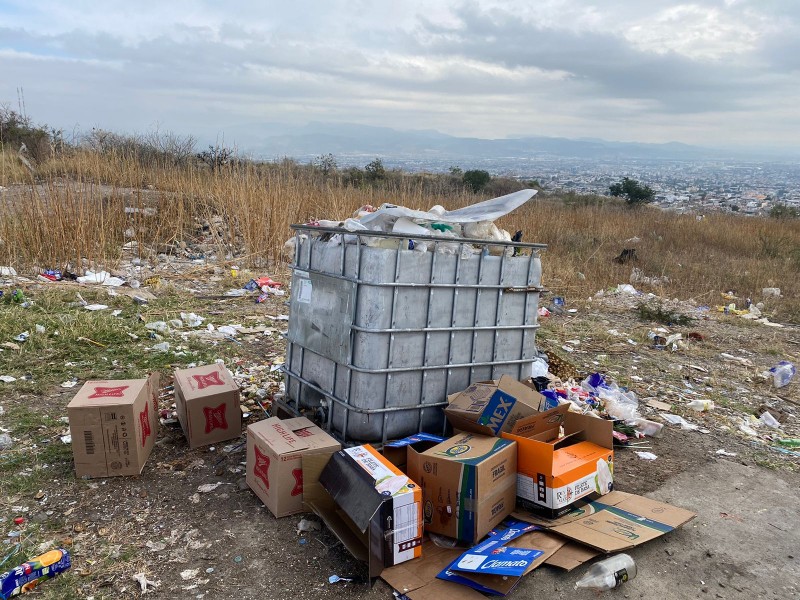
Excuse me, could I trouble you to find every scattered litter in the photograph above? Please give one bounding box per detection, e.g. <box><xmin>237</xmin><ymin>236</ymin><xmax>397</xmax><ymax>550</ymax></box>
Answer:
<box><xmin>615</xmin><ymin>284</ymin><xmax>639</xmax><ymax>295</ymax></box>
<box><xmin>145</xmin><ymin>321</ymin><xmax>170</xmax><ymax>333</ymax></box>
<box><xmin>60</xmin><ymin>434</ymin><xmax>72</xmax><ymax>444</ymax></box>
<box><xmin>296</xmin><ymin>518</ymin><xmax>321</xmax><ymax>535</ymax></box>
<box><xmin>770</xmin><ymin>361</ymin><xmax>795</xmax><ymax>388</ymax></box>
<box><xmin>719</xmin><ymin>353</ymin><xmax>754</xmax><ymax>367</ymax></box>
<box><xmin>34</xmin><ymin>324</ymin><xmax>46</xmax><ymax>334</ymax></box>
<box><xmin>0</xmin><ymin>433</ymin><xmax>13</xmax><ymax>450</ymax></box>
<box><xmin>0</xmin><ymin>549</ymin><xmax>71</xmax><ymax>595</ymax></box>
<box><xmin>197</xmin><ymin>483</ymin><xmax>225</xmax><ymax>493</ymax></box>
<box><xmin>635</xmin><ymin>451</ymin><xmax>658</xmax><ymax>460</ymax></box>
<box><xmin>715</xmin><ymin>449</ymin><xmax>737</xmax><ymax>457</ymax></box>
<box><xmin>111</xmin><ymin>309</ymin><xmax>122</xmax><ymax>317</ymax></box>
<box><xmin>762</xmin><ymin>287</ymin><xmax>781</xmax><ymax>298</ymax></box>
<box><xmin>575</xmin><ymin>553</ymin><xmax>636</xmax><ymax>591</ymax></box>
<box><xmin>224</xmin><ymin>289</ymin><xmax>247</xmax><ymax>297</ymax></box>
<box><xmin>84</xmin><ymin>304</ymin><xmax>109</xmax><ymax>311</ymax></box>
<box><xmin>646</xmin><ymin>399</ymin><xmax>672</xmax><ymax>412</ymax></box>
<box><xmin>0</xmin><ymin>376</ymin><xmax>17</xmax><ymax>383</ymax></box>
<box><xmin>661</xmin><ymin>413</ymin><xmax>699</xmax><ymax>431</ymax></box>
<box><xmin>60</xmin><ymin>380</ymin><xmax>78</xmax><ymax>388</ymax></box>
<box><xmin>329</xmin><ymin>575</ymin><xmax>353</xmax><ymax>584</ymax></box>
<box><xmin>180</xmin><ymin>568</ymin><xmax>199</xmax><ymax>581</ymax></box>
<box><xmin>687</xmin><ymin>400</ymin><xmax>714</xmax><ymax>412</ymax></box>
<box><xmin>181</xmin><ymin>312</ymin><xmax>205</xmax><ymax>327</ymax></box>
<box><xmin>146</xmin><ymin>540</ymin><xmax>167</xmax><ymax>552</ymax></box>
<box><xmin>13</xmin><ymin>332</ymin><xmax>29</xmax><ymax>343</ymax></box>
<box><xmin>218</xmin><ymin>325</ymin><xmax>238</xmax><ymax>336</ymax></box>
<box><xmin>0</xmin><ymin>266</ymin><xmax>17</xmax><ymax>277</ymax></box>
<box><xmin>133</xmin><ymin>572</ymin><xmax>160</xmax><ymax>593</ymax></box>
<box><xmin>152</xmin><ymin>342</ymin><xmax>171</xmax><ymax>352</ymax></box>
<box><xmin>688</xmin><ymin>364</ymin><xmax>709</xmax><ymax>373</ymax></box>
<box><xmin>738</xmin><ymin>420</ymin><xmax>759</xmax><ymax>436</ymax></box>
<box><xmin>77</xmin><ymin>270</ymin><xmax>125</xmax><ymax>286</ymax></box>
<box><xmin>759</xmin><ymin>411</ymin><xmax>781</xmax><ymax>429</ymax></box>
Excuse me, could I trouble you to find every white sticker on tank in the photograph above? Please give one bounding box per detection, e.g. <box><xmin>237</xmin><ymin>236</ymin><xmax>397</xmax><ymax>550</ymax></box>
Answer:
<box><xmin>297</xmin><ymin>279</ymin><xmax>313</xmax><ymax>303</ymax></box>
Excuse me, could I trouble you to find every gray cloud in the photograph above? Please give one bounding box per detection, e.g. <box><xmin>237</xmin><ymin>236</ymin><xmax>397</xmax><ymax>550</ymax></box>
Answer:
<box><xmin>0</xmin><ymin>0</ymin><xmax>798</xmax><ymax>149</ymax></box>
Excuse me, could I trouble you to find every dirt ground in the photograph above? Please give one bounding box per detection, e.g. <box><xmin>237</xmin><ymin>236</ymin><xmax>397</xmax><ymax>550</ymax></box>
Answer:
<box><xmin>1</xmin><ymin>264</ymin><xmax>799</xmax><ymax>599</ymax></box>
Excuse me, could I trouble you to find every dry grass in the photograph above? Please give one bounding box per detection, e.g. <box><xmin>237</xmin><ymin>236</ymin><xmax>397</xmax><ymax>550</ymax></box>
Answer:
<box><xmin>2</xmin><ymin>149</ymin><xmax>800</xmax><ymax>320</ymax></box>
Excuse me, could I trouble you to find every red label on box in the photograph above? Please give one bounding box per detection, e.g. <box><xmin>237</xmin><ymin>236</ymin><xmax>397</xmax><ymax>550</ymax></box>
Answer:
<box><xmin>193</xmin><ymin>371</ymin><xmax>225</xmax><ymax>389</ymax></box>
<box><xmin>291</xmin><ymin>468</ymin><xmax>303</xmax><ymax>496</ymax></box>
<box><xmin>203</xmin><ymin>403</ymin><xmax>229</xmax><ymax>433</ymax></box>
<box><xmin>89</xmin><ymin>385</ymin><xmax>129</xmax><ymax>399</ymax></box>
<box><xmin>139</xmin><ymin>403</ymin><xmax>151</xmax><ymax>447</ymax></box>
<box><xmin>253</xmin><ymin>445</ymin><xmax>271</xmax><ymax>490</ymax></box>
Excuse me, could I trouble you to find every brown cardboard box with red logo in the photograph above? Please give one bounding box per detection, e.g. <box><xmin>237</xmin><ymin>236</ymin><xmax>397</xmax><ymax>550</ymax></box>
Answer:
<box><xmin>67</xmin><ymin>373</ymin><xmax>160</xmax><ymax>478</ymax></box>
<box><xmin>173</xmin><ymin>364</ymin><xmax>242</xmax><ymax>449</ymax></box>
<box><xmin>246</xmin><ymin>417</ymin><xmax>340</xmax><ymax>518</ymax></box>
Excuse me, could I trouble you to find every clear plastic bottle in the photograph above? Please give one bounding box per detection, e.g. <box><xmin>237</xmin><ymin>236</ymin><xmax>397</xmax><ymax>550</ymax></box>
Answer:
<box><xmin>574</xmin><ymin>554</ymin><xmax>637</xmax><ymax>591</ymax></box>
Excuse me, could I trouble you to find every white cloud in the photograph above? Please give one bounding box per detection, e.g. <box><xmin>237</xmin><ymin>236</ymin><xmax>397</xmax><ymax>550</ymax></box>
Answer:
<box><xmin>626</xmin><ymin>4</ymin><xmax>766</xmax><ymax>60</ymax></box>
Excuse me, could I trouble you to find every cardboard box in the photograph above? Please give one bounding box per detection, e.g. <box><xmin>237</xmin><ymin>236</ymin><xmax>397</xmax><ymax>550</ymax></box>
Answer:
<box><xmin>407</xmin><ymin>433</ymin><xmax>517</xmax><ymax>544</ymax></box>
<box><xmin>246</xmin><ymin>416</ymin><xmax>340</xmax><ymax>518</ymax></box>
<box><xmin>382</xmin><ymin>433</ymin><xmax>446</xmax><ymax>472</ymax></box>
<box><xmin>381</xmin><ymin>524</ymin><xmax>576</xmax><ymax>598</ymax></box>
<box><xmin>445</xmin><ymin>375</ymin><xmax>545</xmax><ymax>436</ymax></box>
<box><xmin>173</xmin><ymin>364</ymin><xmax>241</xmax><ymax>449</ymax></box>
<box><xmin>502</xmin><ymin>404</ymin><xmax>614</xmax><ymax>518</ymax></box>
<box><xmin>67</xmin><ymin>374</ymin><xmax>160</xmax><ymax>478</ymax></box>
<box><xmin>314</xmin><ymin>445</ymin><xmax>423</xmax><ymax>579</ymax></box>
<box><xmin>514</xmin><ymin>490</ymin><xmax>697</xmax><ymax>553</ymax></box>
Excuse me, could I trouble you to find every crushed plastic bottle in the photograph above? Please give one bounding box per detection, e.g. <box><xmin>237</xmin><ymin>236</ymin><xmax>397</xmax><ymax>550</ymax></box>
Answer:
<box><xmin>574</xmin><ymin>554</ymin><xmax>637</xmax><ymax>591</ymax></box>
<box><xmin>687</xmin><ymin>400</ymin><xmax>714</xmax><ymax>412</ymax></box>
<box><xmin>770</xmin><ymin>361</ymin><xmax>796</xmax><ymax>388</ymax></box>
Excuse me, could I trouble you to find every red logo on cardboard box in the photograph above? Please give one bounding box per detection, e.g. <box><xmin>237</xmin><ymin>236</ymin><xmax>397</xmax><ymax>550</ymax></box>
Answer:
<box><xmin>192</xmin><ymin>371</ymin><xmax>225</xmax><ymax>390</ymax></box>
<box><xmin>291</xmin><ymin>468</ymin><xmax>303</xmax><ymax>496</ymax></box>
<box><xmin>139</xmin><ymin>403</ymin><xmax>151</xmax><ymax>447</ymax></box>
<box><xmin>88</xmin><ymin>385</ymin><xmax>129</xmax><ymax>399</ymax></box>
<box><xmin>253</xmin><ymin>446</ymin><xmax>270</xmax><ymax>490</ymax></box>
<box><xmin>203</xmin><ymin>403</ymin><xmax>229</xmax><ymax>434</ymax></box>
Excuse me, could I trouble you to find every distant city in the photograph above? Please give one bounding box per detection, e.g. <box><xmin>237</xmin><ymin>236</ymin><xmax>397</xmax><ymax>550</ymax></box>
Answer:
<box><xmin>249</xmin><ymin>122</ymin><xmax>800</xmax><ymax>216</ymax></box>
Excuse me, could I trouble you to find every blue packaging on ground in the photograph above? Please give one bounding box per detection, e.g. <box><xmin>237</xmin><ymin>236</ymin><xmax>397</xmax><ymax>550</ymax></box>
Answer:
<box><xmin>0</xmin><ymin>548</ymin><xmax>71</xmax><ymax>599</ymax></box>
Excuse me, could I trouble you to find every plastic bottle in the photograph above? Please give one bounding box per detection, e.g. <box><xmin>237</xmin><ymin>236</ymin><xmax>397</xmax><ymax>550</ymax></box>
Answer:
<box><xmin>687</xmin><ymin>400</ymin><xmax>714</xmax><ymax>412</ymax></box>
<box><xmin>574</xmin><ymin>554</ymin><xmax>637</xmax><ymax>591</ymax></box>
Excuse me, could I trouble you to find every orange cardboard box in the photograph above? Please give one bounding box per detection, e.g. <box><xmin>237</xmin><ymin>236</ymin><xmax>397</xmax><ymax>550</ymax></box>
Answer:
<box><xmin>173</xmin><ymin>364</ymin><xmax>242</xmax><ymax>449</ymax></box>
<box><xmin>67</xmin><ymin>374</ymin><xmax>160</xmax><ymax>478</ymax></box>
<box><xmin>246</xmin><ymin>417</ymin><xmax>340</xmax><ymax>518</ymax></box>
<box><xmin>502</xmin><ymin>404</ymin><xmax>614</xmax><ymax>518</ymax></box>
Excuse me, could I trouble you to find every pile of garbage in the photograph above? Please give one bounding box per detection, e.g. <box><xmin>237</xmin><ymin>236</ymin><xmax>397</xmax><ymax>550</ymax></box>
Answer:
<box><xmin>285</xmin><ymin>189</ymin><xmax>536</xmax><ymax>258</ymax></box>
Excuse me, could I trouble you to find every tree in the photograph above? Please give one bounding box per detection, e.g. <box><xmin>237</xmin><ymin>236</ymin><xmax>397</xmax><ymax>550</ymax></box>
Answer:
<box><xmin>365</xmin><ymin>157</ymin><xmax>386</xmax><ymax>182</ymax></box>
<box><xmin>770</xmin><ymin>203</ymin><xmax>799</xmax><ymax>219</ymax></box>
<box><xmin>315</xmin><ymin>153</ymin><xmax>337</xmax><ymax>176</ymax></box>
<box><xmin>463</xmin><ymin>169</ymin><xmax>491</xmax><ymax>193</ymax></box>
<box><xmin>449</xmin><ymin>166</ymin><xmax>463</xmax><ymax>176</ymax></box>
<box><xmin>609</xmin><ymin>177</ymin><xmax>655</xmax><ymax>206</ymax></box>
<box><xmin>197</xmin><ymin>144</ymin><xmax>234</xmax><ymax>171</ymax></box>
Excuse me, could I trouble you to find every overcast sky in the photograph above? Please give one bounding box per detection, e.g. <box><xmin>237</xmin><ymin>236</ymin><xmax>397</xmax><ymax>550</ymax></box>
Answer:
<box><xmin>1</xmin><ymin>0</ymin><xmax>798</xmax><ymax>151</ymax></box>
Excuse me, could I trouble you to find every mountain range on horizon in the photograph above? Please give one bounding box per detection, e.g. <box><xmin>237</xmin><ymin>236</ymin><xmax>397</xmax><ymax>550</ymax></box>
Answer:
<box><xmin>233</xmin><ymin>121</ymin><xmax>799</xmax><ymax>165</ymax></box>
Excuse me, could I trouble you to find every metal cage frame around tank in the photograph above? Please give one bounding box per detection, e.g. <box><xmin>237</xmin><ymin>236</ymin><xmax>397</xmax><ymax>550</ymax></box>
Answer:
<box><xmin>279</xmin><ymin>224</ymin><xmax>547</xmax><ymax>445</ymax></box>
